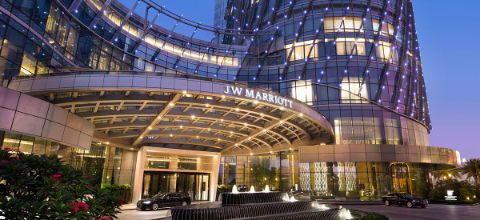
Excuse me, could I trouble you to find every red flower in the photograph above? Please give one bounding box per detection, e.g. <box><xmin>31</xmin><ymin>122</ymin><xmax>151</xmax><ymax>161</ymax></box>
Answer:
<box><xmin>84</xmin><ymin>175</ymin><xmax>92</xmax><ymax>180</ymax></box>
<box><xmin>69</xmin><ymin>201</ymin><xmax>89</xmax><ymax>213</ymax></box>
<box><xmin>79</xmin><ymin>201</ymin><xmax>89</xmax><ymax>212</ymax></box>
<box><xmin>51</xmin><ymin>173</ymin><xmax>62</xmax><ymax>181</ymax></box>
<box><xmin>98</xmin><ymin>217</ymin><xmax>111</xmax><ymax>220</ymax></box>
<box><xmin>0</xmin><ymin>159</ymin><xmax>10</xmax><ymax>167</ymax></box>
<box><xmin>71</xmin><ymin>205</ymin><xmax>80</xmax><ymax>213</ymax></box>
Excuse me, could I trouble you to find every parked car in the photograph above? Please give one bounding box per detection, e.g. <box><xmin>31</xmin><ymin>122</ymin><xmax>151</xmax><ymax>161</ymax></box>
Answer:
<box><xmin>382</xmin><ymin>192</ymin><xmax>428</xmax><ymax>208</ymax></box>
<box><xmin>137</xmin><ymin>192</ymin><xmax>191</xmax><ymax>211</ymax></box>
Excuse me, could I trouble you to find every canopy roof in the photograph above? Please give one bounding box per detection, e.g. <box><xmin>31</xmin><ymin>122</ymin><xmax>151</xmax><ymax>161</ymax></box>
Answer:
<box><xmin>9</xmin><ymin>72</ymin><xmax>334</xmax><ymax>154</ymax></box>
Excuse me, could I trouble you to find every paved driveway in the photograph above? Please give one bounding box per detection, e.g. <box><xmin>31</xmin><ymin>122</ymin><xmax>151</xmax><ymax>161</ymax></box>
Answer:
<box><xmin>343</xmin><ymin>204</ymin><xmax>480</xmax><ymax>220</ymax></box>
<box><xmin>117</xmin><ymin>208</ymin><xmax>170</xmax><ymax>220</ymax></box>
<box><xmin>117</xmin><ymin>203</ymin><xmax>480</xmax><ymax>220</ymax></box>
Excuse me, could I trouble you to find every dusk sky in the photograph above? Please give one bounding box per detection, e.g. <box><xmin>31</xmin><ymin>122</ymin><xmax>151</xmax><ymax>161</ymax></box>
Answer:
<box><xmin>122</xmin><ymin>0</ymin><xmax>480</xmax><ymax>159</ymax></box>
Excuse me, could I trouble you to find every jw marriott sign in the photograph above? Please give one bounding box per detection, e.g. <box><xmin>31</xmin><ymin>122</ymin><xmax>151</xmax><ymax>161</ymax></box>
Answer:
<box><xmin>224</xmin><ymin>85</ymin><xmax>293</xmax><ymax>108</ymax></box>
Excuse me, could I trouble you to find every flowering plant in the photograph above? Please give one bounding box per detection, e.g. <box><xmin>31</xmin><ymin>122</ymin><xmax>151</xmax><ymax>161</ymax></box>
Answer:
<box><xmin>0</xmin><ymin>148</ymin><xmax>122</xmax><ymax>219</ymax></box>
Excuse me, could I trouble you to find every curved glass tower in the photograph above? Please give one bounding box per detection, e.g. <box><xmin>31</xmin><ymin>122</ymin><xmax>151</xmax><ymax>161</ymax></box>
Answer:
<box><xmin>224</xmin><ymin>0</ymin><xmax>431</xmax><ymax>146</ymax></box>
<box><xmin>0</xmin><ymin>0</ymin><xmax>459</xmax><ymax>201</ymax></box>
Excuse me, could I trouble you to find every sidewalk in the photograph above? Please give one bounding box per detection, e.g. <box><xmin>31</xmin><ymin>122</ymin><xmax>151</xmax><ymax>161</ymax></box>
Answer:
<box><xmin>120</xmin><ymin>203</ymin><xmax>138</xmax><ymax>211</ymax></box>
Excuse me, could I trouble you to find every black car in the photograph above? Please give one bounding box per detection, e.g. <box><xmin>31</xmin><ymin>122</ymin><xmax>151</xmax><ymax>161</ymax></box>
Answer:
<box><xmin>382</xmin><ymin>192</ymin><xmax>428</xmax><ymax>208</ymax></box>
<box><xmin>137</xmin><ymin>192</ymin><xmax>191</xmax><ymax>211</ymax></box>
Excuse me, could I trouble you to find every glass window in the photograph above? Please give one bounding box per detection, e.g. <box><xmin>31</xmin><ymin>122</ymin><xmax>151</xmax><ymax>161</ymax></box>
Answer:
<box><xmin>372</xmin><ymin>19</ymin><xmax>394</xmax><ymax>36</ymax></box>
<box><xmin>32</xmin><ymin>139</ymin><xmax>47</xmax><ymax>155</ymax></box>
<box><xmin>336</xmin><ymin>38</ymin><xmax>366</xmax><ymax>56</ymax></box>
<box><xmin>18</xmin><ymin>137</ymin><xmax>34</xmax><ymax>154</ymax></box>
<box><xmin>2</xmin><ymin>133</ymin><xmax>21</xmax><ymax>151</ymax></box>
<box><xmin>340</xmin><ymin>77</ymin><xmax>369</xmax><ymax>103</ymax></box>
<box><xmin>291</xmin><ymin>80</ymin><xmax>313</xmax><ymax>104</ymax></box>
<box><xmin>376</xmin><ymin>41</ymin><xmax>392</xmax><ymax>61</ymax></box>
<box><xmin>324</xmin><ymin>17</ymin><xmax>364</xmax><ymax>33</ymax></box>
<box><xmin>285</xmin><ymin>40</ymin><xmax>318</xmax><ymax>61</ymax></box>
<box><xmin>178</xmin><ymin>157</ymin><xmax>197</xmax><ymax>170</ymax></box>
<box><xmin>19</xmin><ymin>53</ymin><xmax>36</xmax><ymax>76</ymax></box>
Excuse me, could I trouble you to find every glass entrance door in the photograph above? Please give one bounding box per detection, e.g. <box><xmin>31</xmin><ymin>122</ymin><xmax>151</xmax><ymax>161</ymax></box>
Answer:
<box><xmin>142</xmin><ymin>172</ymin><xmax>210</xmax><ymax>201</ymax></box>
<box><xmin>390</xmin><ymin>163</ymin><xmax>410</xmax><ymax>193</ymax></box>
<box><xmin>195</xmin><ymin>174</ymin><xmax>209</xmax><ymax>201</ymax></box>
<box><xmin>176</xmin><ymin>173</ymin><xmax>195</xmax><ymax>198</ymax></box>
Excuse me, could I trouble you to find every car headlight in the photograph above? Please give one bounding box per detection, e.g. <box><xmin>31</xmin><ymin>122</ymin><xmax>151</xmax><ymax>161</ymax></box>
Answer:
<box><xmin>142</xmin><ymin>201</ymin><xmax>152</xmax><ymax>204</ymax></box>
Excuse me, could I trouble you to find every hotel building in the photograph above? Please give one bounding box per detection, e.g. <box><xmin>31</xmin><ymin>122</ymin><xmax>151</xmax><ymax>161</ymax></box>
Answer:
<box><xmin>0</xmin><ymin>0</ymin><xmax>459</xmax><ymax>202</ymax></box>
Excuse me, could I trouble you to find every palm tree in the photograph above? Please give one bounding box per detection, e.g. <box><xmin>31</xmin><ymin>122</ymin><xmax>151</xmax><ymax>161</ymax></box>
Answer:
<box><xmin>432</xmin><ymin>169</ymin><xmax>461</xmax><ymax>180</ymax></box>
<box><xmin>431</xmin><ymin>168</ymin><xmax>461</xmax><ymax>187</ymax></box>
<box><xmin>460</xmin><ymin>158</ymin><xmax>480</xmax><ymax>190</ymax></box>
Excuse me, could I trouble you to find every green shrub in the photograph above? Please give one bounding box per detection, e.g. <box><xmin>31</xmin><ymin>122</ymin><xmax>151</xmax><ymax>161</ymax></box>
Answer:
<box><xmin>428</xmin><ymin>188</ymin><xmax>444</xmax><ymax>201</ymax></box>
<box><xmin>359</xmin><ymin>213</ymin><xmax>389</xmax><ymax>220</ymax></box>
<box><xmin>459</xmin><ymin>187</ymin><xmax>476</xmax><ymax>202</ymax></box>
<box><xmin>429</xmin><ymin>178</ymin><xmax>479</xmax><ymax>203</ymax></box>
<box><xmin>0</xmin><ymin>148</ymin><xmax>122</xmax><ymax>219</ymax></box>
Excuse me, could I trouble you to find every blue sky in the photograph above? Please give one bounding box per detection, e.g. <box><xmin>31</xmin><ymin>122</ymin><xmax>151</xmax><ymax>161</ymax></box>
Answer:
<box><xmin>121</xmin><ymin>0</ymin><xmax>480</xmax><ymax>159</ymax></box>
<box><xmin>413</xmin><ymin>0</ymin><xmax>480</xmax><ymax>159</ymax></box>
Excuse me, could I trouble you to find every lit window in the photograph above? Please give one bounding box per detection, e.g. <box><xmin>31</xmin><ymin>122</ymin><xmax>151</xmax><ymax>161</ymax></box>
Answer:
<box><xmin>285</xmin><ymin>40</ymin><xmax>318</xmax><ymax>61</ymax></box>
<box><xmin>107</xmin><ymin>11</ymin><xmax>122</xmax><ymax>26</ymax></box>
<box><xmin>89</xmin><ymin>0</ymin><xmax>103</xmax><ymax>10</ymax></box>
<box><xmin>20</xmin><ymin>54</ymin><xmax>36</xmax><ymax>76</ymax></box>
<box><xmin>372</xmin><ymin>19</ymin><xmax>394</xmax><ymax>36</ymax></box>
<box><xmin>324</xmin><ymin>17</ymin><xmax>363</xmax><ymax>33</ymax></box>
<box><xmin>335</xmin><ymin>38</ymin><xmax>366</xmax><ymax>56</ymax></box>
<box><xmin>122</xmin><ymin>24</ymin><xmax>139</xmax><ymax>37</ymax></box>
<box><xmin>104</xmin><ymin>15</ymin><xmax>239</xmax><ymax>66</ymax></box>
<box><xmin>340</xmin><ymin>77</ymin><xmax>369</xmax><ymax>103</ymax></box>
<box><xmin>45</xmin><ymin>7</ymin><xmax>77</xmax><ymax>60</ymax></box>
<box><xmin>291</xmin><ymin>80</ymin><xmax>313</xmax><ymax>104</ymax></box>
<box><xmin>376</xmin><ymin>41</ymin><xmax>392</xmax><ymax>61</ymax></box>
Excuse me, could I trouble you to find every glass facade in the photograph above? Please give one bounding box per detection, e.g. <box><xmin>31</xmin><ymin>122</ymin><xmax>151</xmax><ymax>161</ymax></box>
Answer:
<box><xmin>141</xmin><ymin>150</ymin><xmax>218</xmax><ymax>201</ymax></box>
<box><xmin>219</xmin><ymin>150</ymin><xmax>453</xmax><ymax>199</ymax></box>
<box><xmin>142</xmin><ymin>172</ymin><xmax>210</xmax><ymax>201</ymax></box>
<box><xmin>0</xmin><ymin>131</ymin><xmax>135</xmax><ymax>187</ymax></box>
<box><xmin>0</xmin><ymin>0</ymin><xmax>430</xmax><ymax>147</ymax></box>
<box><xmin>0</xmin><ymin>0</ymin><xmax>459</xmax><ymax>201</ymax></box>
<box><xmin>296</xmin><ymin>161</ymin><xmax>451</xmax><ymax>199</ymax></box>
<box><xmin>228</xmin><ymin>0</ymin><xmax>430</xmax><ymax>146</ymax></box>
<box><xmin>219</xmin><ymin>151</ymin><xmax>299</xmax><ymax>192</ymax></box>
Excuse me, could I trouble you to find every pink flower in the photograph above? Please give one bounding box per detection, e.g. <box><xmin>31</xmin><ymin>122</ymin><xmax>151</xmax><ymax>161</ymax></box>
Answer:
<box><xmin>51</xmin><ymin>173</ymin><xmax>62</xmax><ymax>181</ymax></box>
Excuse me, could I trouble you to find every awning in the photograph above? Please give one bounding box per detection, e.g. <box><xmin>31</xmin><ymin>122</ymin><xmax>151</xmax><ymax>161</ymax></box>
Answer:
<box><xmin>9</xmin><ymin>72</ymin><xmax>334</xmax><ymax>154</ymax></box>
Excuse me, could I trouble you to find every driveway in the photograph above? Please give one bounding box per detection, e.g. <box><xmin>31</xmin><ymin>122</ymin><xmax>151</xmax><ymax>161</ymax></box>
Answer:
<box><xmin>117</xmin><ymin>208</ymin><xmax>170</xmax><ymax>220</ymax></box>
<box><xmin>117</xmin><ymin>203</ymin><xmax>480</xmax><ymax>220</ymax></box>
<box><xmin>343</xmin><ymin>204</ymin><xmax>480</xmax><ymax>220</ymax></box>
<box><xmin>118</xmin><ymin>202</ymin><xmax>209</xmax><ymax>220</ymax></box>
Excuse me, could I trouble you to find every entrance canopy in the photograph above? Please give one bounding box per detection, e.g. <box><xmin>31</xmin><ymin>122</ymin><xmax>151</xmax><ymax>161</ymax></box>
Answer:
<box><xmin>9</xmin><ymin>72</ymin><xmax>334</xmax><ymax>154</ymax></box>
